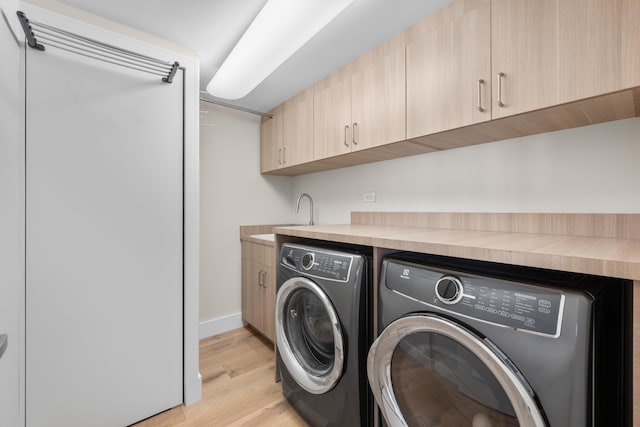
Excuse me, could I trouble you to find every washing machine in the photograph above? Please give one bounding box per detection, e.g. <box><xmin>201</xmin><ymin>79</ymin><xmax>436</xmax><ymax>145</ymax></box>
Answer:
<box><xmin>368</xmin><ymin>252</ymin><xmax>630</xmax><ymax>427</ymax></box>
<box><xmin>275</xmin><ymin>242</ymin><xmax>373</xmax><ymax>427</ymax></box>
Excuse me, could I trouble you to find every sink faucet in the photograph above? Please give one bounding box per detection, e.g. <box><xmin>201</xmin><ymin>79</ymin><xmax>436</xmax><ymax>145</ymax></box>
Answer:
<box><xmin>295</xmin><ymin>193</ymin><xmax>314</xmax><ymax>225</ymax></box>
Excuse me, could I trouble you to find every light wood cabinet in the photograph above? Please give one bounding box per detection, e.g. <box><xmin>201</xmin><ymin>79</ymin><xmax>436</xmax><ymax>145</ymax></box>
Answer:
<box><xmin>260</xmin><ymin>105</ymin><xmax>283</xmax><ymax>173</ymax></box>
<box><xmin>314</xmin><ymin>66</ymin><xmax>353</xmax><ymax>159</ymax></box>
<box><xmin>261</xmin><ymin>0</ymin><xmax>640</xmax><ymax>176</ymax></box>
<box><xmin>282</xmin><ymin>88</ymin><xmax>314</xmax><ymax>167</ymax></box>
<box><xmin>490</xmin><ymin>0</ymin><xmax>560</xmax><ymax>119</ymax></box>
<box><xmin>241</xmin><ymin>240</ymin><xmax>275</xmax><ymax>341</ymax></box>
<box><xmin>491</xmin><ymin>0</ymin><xmax>640</xmax><ymax>119</ymax></box>
<box><xmin>261</xmin><ymin>89</ymin><xmax>314</xmax><ymax>173</ymax></box>
<box><xmin>314</xmin><ymin>36</ymin><xmax>406</xmax><ymax>158</ymax></box>
<box><xmin>351</xmin><ymin>35</ymin><xmax>406</xmax><ymax>151</ymax></box>
<box><xmin>407</xmin><ymin>0</ymin><xmax>491</xmax><ymax>138</ymax></box>
<box><xmin>557</xmin><ymin>0</ymin><xmax>640</xmax><ymax>103</ymax></box>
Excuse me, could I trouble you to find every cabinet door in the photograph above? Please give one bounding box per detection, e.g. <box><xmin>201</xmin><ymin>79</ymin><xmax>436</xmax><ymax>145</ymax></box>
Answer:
<box><xmin>351</xmin><ymin>34</ymin><xmax>406</xmax><ymax>150</ymax></box>
<box><xmin>241</xmin><ymin>242</ymin><xmax>275</xmax><ymax>340</ymax></box>
<box><xmin>314</xmin><ymin>67</ymin><xmax>352</xmax><ymax>159</ymax></box>
<box><xmin>492</xmin><ymin>0</ymin><xmax>640</xmax><ymax>119</ymax></box>
<box><xmin>283</xmin><ymin>88</ymin><xmax>314</xmax><ymax>167</ymax></box>
<box><xmin>557</xmin><ymin>0</ymin><xmax>640</xmax><ymax>103</ymax></box>
<box><xmin>241</xmin><ymin>251</ymin><xmax>261</xmax><ymax>328</ymax></box>
<box><xmin>261</xmin><ymin>265</ymin><xmax>276</xmax><ymax>342</ymax></box>
<box><xmin>260</xmin><ymin>106</ymin><xmax>283</xmax><ymax>173</ymax></box>
<box><xmin>407</xmin><ymin>0</ymin><xmax>491</xmax><ymax>138</ymax></box>
<box><xmin>491</xmin><ymin>0</ymin><xmax>559</xmax><ymax>118</ymax></box>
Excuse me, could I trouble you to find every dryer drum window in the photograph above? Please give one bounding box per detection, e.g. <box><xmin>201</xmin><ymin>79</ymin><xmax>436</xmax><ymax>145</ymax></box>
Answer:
<box><xmin>368</xmin><ymin>315</ymin><xmax>547</xmax><ymax>427</ymax></box>
<box><xmin>391</xmin><ymin>332</ymin><xmax>518</xmax><ymax>426</ymax></box>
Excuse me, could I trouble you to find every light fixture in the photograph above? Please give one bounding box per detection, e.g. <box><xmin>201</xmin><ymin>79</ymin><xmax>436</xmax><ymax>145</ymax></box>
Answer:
<box><xmin>206</xmin><ymin>0</ymin><xmax>355</xmax><ymax>100</ymax></box>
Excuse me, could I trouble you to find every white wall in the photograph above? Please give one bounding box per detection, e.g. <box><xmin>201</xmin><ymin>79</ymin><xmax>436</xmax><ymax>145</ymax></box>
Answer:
<box><xmin>0</xmin><ymin>1</ymin><xmax>24</xmax><ymax>426</ymax></box>
<box><xmin>198</xmin><ymin>114</ymin><xmax>640</xmax><ymax>333</ymax></box>
<box><xmin>293</xmin><ymin>118</ymin><xmax>640</xmax><ymax>224</ymax></box>
<box><xmin>199</xmin><ymin>103</ymin><xmax>294</xmax><ymax>334</ymax></box>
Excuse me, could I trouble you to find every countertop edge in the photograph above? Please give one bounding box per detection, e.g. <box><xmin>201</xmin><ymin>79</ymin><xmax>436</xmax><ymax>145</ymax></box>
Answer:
<box><xmin>273</xmin><ymin>224</ymin><xmax>640</xmax><ymax>281</ymax></box>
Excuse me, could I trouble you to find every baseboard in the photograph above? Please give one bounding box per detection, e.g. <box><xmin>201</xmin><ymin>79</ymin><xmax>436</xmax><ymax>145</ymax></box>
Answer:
<box><xmin>198</xmin><ymin>312</ymin><xmax>244</xmax><ymax>339</ymax></box>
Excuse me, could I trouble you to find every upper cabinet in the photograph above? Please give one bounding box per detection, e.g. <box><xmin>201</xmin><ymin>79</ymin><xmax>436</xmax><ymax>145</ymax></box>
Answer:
<box><xmin>261</xmin><ymin>0</ymin><xmax>640</xmax><ymax>176</ymax></box>
<box><xmin>260</xmin><ymin>105</ymin><xmax>283</xmax><ymax>173</ymax></box>
<box><xmin>490</xmin><ymin>0</ymin><xmax>559</xmax><ymax>119</ymax></box>
<box><xmin>351</xmin><ymin>35</ymin><xmax>406</xmax><ymax>151</ymax></box>
<box><xmin>261</xmin><ymin>89</ymin><xmax>314</xmax><ymax>173</ymax></box>
<box><xmin>556</xmin><ymin>0</ymin><xmax>640</xmax><ymax>103</ymax></box>
<box><xmin>314</xmin><ymin>35</ymin><xmax>406</xmax><ymax>159</ymax></box>
<box><xmin>491</xmin><ymin>0</ymin><xmax>640</xmax><ymax>119</ymax></box>
<box><xmin>282</xmin><ymin>88</ymin><xmax>314</xmax><ymax>166</ymax></box>
<box><xmin>407</xmin><ymin>0</ymin><xmax>491</xmax><ymax>138</ymax></box>
<box><xmin>314</xmin><ymin>66</ymin><xmax>353</xmax><ymax>159</ymax></box>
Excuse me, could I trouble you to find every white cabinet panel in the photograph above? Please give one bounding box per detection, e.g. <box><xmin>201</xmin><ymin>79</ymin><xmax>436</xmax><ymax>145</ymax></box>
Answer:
<box><xmin>26</xmin><ymin>46</ymin><xmax>183</xmax><ymax>427</ymax></box>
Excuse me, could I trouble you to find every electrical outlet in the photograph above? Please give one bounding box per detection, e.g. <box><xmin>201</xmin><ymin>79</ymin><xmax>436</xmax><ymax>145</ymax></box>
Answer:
<box><xmin>363</xmin><ymin>192</ymin><xmax>376</xmax><ymax>203</ymax></box>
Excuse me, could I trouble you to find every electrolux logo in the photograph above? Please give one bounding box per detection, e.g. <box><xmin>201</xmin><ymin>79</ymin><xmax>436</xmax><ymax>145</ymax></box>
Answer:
<box><xmin>400</xmin><ymin>268</ymin><xmax>410</xmax><ymax>280</ymax></box>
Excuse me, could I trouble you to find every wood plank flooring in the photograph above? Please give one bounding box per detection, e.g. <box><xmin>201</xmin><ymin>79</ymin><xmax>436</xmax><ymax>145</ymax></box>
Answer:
<box><xmin>132</xmin><ymin>327</ymin><xmax>307</xmax><ymax>426</ymax></box>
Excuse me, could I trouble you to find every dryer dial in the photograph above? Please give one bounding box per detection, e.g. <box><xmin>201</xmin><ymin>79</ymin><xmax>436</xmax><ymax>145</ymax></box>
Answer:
<box><xmin>435</xmin><ymin>275</ymin><xmax>463</xmax><ymax>304</ymax></box>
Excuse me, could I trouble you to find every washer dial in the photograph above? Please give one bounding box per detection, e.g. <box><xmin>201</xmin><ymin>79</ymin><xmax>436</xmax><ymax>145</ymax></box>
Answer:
<box><xmin>435</xmin><ymin>275</ymin><xmax>464</xmax><ymax>304</ymax></box>
<box><xmin>301</xmin><ymin>252</ymin><xmax>315</xmax><ymax>270</ymax></box>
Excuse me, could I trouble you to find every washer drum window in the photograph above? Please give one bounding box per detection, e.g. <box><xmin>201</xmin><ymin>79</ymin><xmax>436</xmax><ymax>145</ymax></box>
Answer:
<box><xmin>276</xmin><ymin>277</ymin><xmax>344</xmax><ymax>394</ymax></box>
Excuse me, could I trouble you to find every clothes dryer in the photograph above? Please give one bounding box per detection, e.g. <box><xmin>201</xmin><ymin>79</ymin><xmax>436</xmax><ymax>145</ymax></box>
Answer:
<box><xmin>368</xmin><ymin>253</ymin><xmax>630</xmax><ymax>427</ymax></box>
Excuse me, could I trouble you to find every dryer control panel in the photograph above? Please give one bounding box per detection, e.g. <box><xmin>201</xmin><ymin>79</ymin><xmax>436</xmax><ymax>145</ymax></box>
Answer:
<box><xmin>281</xmin><ymin>245</ymin><xmax>354</xmax><ymax>283</ymax></box>
<box><xmin>384</xmin><ymin>259</ymin><xmax>566</xmax><ymax>337</ymax></box>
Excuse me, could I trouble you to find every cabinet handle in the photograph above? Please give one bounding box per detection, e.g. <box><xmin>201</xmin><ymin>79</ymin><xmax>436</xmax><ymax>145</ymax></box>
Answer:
<box><xmin>258</xmin><ymin>269</ymin><xmax>264</xmax><ymax>287</ymax></box>
<box><xmin>477</xmin><ymin>79</ymin><xmax>486</xmax><ymax>112</ymax></box>
<box><xmin>344</xmin><ymin>125</ymin><xmax>350</xmax><ymax>147</ymax></box>
<box><xmin>497</xmin><ymin>72</ymin><xmax>505</xmax><ymax>107</ymax></box>
<box><xmin>352</xmin><ymin>122</ymin><xmax>358</xmax><ymax>145</ymax></box>
<box><xmin>261</xmin><ymin>271</ymin><xmax>267</xmax><ymax>288</ymax></box>
<box><xmin>278</xmin><ymin>148</ymin><xmax>282</xmax><ymax>165</ymax></box>
<box><xmin>0</xmin><ymin>334</ymin><xmax>7</xmax><ymax>360</ymax></box>
<box><xmin>282</xmin><ymin>146</ymin><xmax>286</xmax><ymax>164</ymax></box>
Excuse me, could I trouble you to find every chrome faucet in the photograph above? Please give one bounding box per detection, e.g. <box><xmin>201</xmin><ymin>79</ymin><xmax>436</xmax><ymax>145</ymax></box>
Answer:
<box><xmin>295</xmin><ymin>193</ymin><xmax>314</xmax><ymax>225</ymax></box>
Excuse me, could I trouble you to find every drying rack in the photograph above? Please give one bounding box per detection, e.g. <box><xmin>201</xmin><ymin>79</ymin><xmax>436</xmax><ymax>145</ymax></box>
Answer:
<box><xmin>17</xmin><ymin>11</ymin><xmax>180</xmax><ymax>83</ymax></box>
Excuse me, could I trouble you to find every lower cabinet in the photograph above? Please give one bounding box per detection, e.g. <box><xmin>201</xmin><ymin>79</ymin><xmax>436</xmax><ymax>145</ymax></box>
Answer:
<box><xmin>241</xmin><ymin>240</ymin><xmax>275</xmax><ymax>341</ymax></box>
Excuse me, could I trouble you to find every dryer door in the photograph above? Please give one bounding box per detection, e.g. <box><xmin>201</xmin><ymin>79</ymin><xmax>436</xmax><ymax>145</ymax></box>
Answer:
<box><xmin>275</xmin><ymin>276</ymin><xmax>344</xmax><ymax>395</ymax></box>
<box><xmin>368</xmin><ymin>314</ymin><xmax>547</xmax><ymax>427</ymax></box>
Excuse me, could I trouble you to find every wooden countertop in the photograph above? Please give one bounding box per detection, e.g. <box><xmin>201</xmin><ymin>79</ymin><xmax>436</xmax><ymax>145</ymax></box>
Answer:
<box><xmin>241</xmin><ymin>234</ymin><xmax>276</xmax><ymax>247</ymax></box>
<box><xmin>240</xmin><ymin>224</ymin><xmax>294</xmax><ymax>248</ymax></box>
<box><xmin>274</xmin><ymin>221</ymin><xmax>640</xmax><ymax>281</ymax></box>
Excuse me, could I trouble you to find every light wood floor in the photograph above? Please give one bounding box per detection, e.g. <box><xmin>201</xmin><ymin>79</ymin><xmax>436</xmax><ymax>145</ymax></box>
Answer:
<box><xmin>132</xmin><ymin>327</ymin><xmax>308</xmax><ymax>426</ymax></box>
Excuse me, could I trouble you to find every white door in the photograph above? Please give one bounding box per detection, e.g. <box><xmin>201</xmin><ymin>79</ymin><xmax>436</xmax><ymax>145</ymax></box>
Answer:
<box><xmin>0</xmin><ymin>11</ymin><xmax>24</xmax><ymax>427</ymax></box>
<box><xmin>25</xmin><ymin>44</ymin><xmax>183</xmax><ymax>426</ymax></box>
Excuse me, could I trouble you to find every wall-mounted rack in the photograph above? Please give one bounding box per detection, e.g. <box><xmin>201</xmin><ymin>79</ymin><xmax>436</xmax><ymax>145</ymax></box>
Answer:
<box><xmin>17</xmin><ymin>11</ymin><xmax>179</xmax><ymax>83</ymax></box>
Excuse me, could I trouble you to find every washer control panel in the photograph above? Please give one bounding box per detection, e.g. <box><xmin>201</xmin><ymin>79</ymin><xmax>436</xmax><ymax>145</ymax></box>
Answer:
<box><xmin>282</xmin><ymin>245</ymin><xmax>354</xmax><ymax>282</ymax></box>
<box><xmin>385</xmin><ymin>260</ymin><xmax>565</xmax><ymax>337</ymax></box>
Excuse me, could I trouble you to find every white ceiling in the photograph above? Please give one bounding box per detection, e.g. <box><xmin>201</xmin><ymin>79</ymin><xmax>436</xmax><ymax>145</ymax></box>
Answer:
<box><xmin>56</xmin><ymin>0</ymin><xmax>451</xmax><ymax>113</ymax></box>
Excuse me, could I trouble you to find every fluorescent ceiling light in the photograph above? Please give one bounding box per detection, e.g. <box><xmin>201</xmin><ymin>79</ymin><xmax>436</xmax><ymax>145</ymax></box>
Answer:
<box><xmin>206</xmin><ymin>0</ymin><xmax>355</xmax><ymax>100</ymax></box>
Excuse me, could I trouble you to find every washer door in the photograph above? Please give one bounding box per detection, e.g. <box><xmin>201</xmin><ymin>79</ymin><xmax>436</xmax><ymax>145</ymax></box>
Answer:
<box><xmin>368</xmin><ymin>315</ymin><xmax>547</xmax><ymax>427</ymax></box>
<box><xmin>275</xmin><ymin>277</ymin><xmax>344</xmax><ymax>394</ymax></box>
